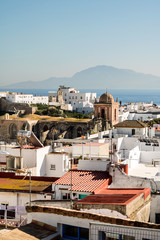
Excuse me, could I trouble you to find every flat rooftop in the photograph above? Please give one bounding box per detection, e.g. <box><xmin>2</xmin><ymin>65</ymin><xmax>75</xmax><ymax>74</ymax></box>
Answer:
<box><xmin>128</xmin><ymin>163</ymin><xmax>160</xmax><ymax>178</ymax></box>
<box><xmin>0</xmin><ymin>178</ymin><xmax>53</xmax><ymax>192</ymax></box>
<box><xmin>78</xmin><ymin>188</ymin><xmax>150</xmax><ymax>206</ymax></box>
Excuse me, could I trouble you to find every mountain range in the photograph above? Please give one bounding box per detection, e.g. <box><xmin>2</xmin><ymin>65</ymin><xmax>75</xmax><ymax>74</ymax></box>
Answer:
<box><xmin>1</xmin><ymin>65</ymin><xmax>160</xmax><ymax>89</ymax></box>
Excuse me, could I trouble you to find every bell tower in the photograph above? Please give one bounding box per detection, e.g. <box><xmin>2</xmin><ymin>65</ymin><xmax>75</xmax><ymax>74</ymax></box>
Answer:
<box><xmin>94</xmin><ymin>92</ymin><xmax>119</xmax><ymax>127</ymax></box>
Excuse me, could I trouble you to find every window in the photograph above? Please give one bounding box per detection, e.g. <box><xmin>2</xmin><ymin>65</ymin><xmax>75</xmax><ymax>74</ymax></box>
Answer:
<box><xmin>102</xmin><ymin>232</ymin><xmax>135</xmax><ymax>240</ymax></box>
<box><xmin>79</xmin><ymin>194</ymin><xmax>88</xmax><ymax>199</ymax></box>
<box><xmin>62</xmin><ymin>193</ymin><xmax>70</xmax><ymax>200</ymax></box>
<box><xmin>132</xmin><ymin>129</ymin><xmax>135</xmax><ymax>135</ymax></box>
<box><xmin>50</xmin><ymin>164</ymin><xmax>56</xmax><ymax>170</ymax></box>
<box><xmin>0</xmin><ymin>204</ymin><xmax>15</xmax><ymax>220</ymax></box>
<box><xmin>156</xmin><ymin>213</ymin><xmax>160</xmax><ymax>223</ymax></box>
<box><xmin>63</xmin><ymin>224</ymin><xmax>89</xmax><ymax>240</ymax></box>
<box><xmin>114</xmin><ymin>109</ymin><xmax>117</xmax><ymax>120</ymax></box>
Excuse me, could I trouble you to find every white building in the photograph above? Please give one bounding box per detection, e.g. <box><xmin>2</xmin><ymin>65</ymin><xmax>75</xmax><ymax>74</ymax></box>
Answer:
<box><xmin>45</xmin><ymin>152</ymin><xmax>70</xmax><ymax>178</ymax></box>
<box><xmin>119</xmin><ymin>101</ymin><xmax>160</xmax><ymax>122</ymax></box>
<box><xmin>114</xmin><ymin>120</ymin><xmax>148</xmax><ymax>137</ymax></box>
<box><xmin>0</xmin><ymin>91</ymin><xmax>8</xmax><ymax>98</ymax></box>
<box><xmin>0</xmin><ymin>175</ymin><xmax>53</xmax><ymax>225</ymax></box>
<box><xmin>48</xmin><ymin>86</ymin><xmax>96</xmax><ymax>113</ymax></box>
<box><xmin>26</xmin><ymin>201</ymin><xmax>160</xmax><ymax>240</ymax></box>
<box><xmin>6</xmin><ymin>92</ymin><xmax>48</xmax><ymax>105</ymax></box>
<box><xmin>0</xmin><ymin>143</ymin><xmax>70</xmax><ymax>178</ymax></box>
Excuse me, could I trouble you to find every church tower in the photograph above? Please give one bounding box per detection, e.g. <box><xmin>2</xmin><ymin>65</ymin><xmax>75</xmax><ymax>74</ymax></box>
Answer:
<box><xmin>94</xmin><ymin>92</ymin><xmax>119</xmax><ymax>126</ymax></box>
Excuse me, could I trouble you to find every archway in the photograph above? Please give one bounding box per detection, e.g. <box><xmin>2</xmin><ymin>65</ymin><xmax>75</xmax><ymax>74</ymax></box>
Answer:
<box><xmin>22</xmin><ymin>122</ymin><xmax>30</xmax><ymax>131</ymax></box>
<box><xmin>43</xmin><ymin>125</ymin><xmax>48</xmax><ymax>132</ymax></box>
<box><xmin>77</xmin><ymin>127</ymin><xmax>83</xmax><ymax>137</ymax></box>
<box><xmin>9</xmin><ymin>124</ymin><xmax>17</xmax><ymax>139</ymax></box>
<box><xmin>101</xmin><ymin>109</ymin><xmax>105</xmax><ymax>119</ymax></box>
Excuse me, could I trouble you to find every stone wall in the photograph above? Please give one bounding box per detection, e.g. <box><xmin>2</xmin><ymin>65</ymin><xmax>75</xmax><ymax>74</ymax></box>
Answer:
<box><xmin>26</xmin><ymin>205</ymin><xmax>160</xmax><ymax>229</ymax></box>
<box><xmin>0</xmin><ymin>117</ymin><xmax>110</xmax><ymax>144</ymax></box>
<box><xmin>0</xmin><ymin>98</ymin><xmax>36</xmax><ymax>115</ymax></box>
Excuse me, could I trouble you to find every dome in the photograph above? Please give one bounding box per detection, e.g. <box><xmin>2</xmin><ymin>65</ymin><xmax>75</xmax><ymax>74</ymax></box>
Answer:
<box><xmin>99</xmin><ymin>92</ymin><xmax>114</xmax><ymax>103</ymax></box>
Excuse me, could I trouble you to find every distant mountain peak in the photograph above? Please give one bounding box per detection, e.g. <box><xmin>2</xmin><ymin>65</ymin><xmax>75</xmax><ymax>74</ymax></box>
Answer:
<box><xmin>1</xmin><ymin>65</ymin><xmax>160</xmax><ymax>90</ymax></box>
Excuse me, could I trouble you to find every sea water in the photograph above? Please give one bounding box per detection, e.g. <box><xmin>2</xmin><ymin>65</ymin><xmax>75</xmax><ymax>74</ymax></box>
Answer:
<box><xmin>0</xmin><ymin>89</ymin><xmax>160</xmax><ymax>105</ymax></box>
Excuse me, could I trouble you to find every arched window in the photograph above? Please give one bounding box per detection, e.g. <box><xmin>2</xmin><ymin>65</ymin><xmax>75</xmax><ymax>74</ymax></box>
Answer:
<box><xmin>22</xmin><ymin>122</ymin><xmax>30</xmax><ymax>131</ymax></box>
<box><xmin>43</xmin><ymin>125</ymin><xmax>48</xmax><ymax>132</ymax></box>
<box><xmin>101</xmin><ymin>109</ymin><xmax>105</xmax><ymax>119</ymax></box>
<box><xmin>114</xmin><ymin>109</ymin><xmax>117</xmax><ymax>120</ymax></box>
<box><xmin>77</xmin><ymin>127</ymin><xmax>83</xmax><ymax>137</ymax></box>
<box><xmin>9</xmin><ymin>124</ymin><xmax>17</xmax><ymax>139</ymax></box>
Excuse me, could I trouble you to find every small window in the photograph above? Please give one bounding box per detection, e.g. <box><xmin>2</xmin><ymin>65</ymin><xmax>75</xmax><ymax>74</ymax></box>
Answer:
<box><xmin>50</xmin><ymin>164</ymin><xmax>56</xmax><ymax>170</ymax></box>
<box><xmin>132</xmin><ymin>129</ymin><xmax>135</xmax><ymax>135</ymax></box>
<box><xmin>156</xmin><ymin>213</ymin><xmax>160</xmax><ymax>224</ymax></box>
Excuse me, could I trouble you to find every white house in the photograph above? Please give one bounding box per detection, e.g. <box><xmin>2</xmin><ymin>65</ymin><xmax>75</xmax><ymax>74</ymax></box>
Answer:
<box><xmin>114</xmin><ymin>120</ymin><xmax>148</xmax><ymax>137</ymax></box>
<box><xmin>0</xmin><ymin>91</ymin><xmax>8</xmax><ymax>98</ymax></box>
<box><xmin>48</xmin><ymin>86</ymin><xmax>96</xmax><ymax>113</ymax></box>
<box><xmin>6</xmin><ymin>92</ymin><xmax>48</xmax><ymax>105</ymax></box>
<box><xmin>0</xmin><ymin>175</ymin><xmax>54</xmax><ymax>225</ymax></box>
<box><xmin>45</xmin><ymin>152</ymin><xmax>70</xmax><ymax>178</ymax></box>
<box><xmin>0</xmin><ymin>143</ymin><xmax>70</xmax><ymax>178</ymax></box>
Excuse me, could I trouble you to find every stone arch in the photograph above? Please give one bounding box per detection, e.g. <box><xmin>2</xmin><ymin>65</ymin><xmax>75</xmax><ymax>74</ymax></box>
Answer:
<box><xmin>43</xmin><ymin>125</ymin><xmax>49</xmax><ymax>132</ymax></box>
<box><xmin>32</xmin><ymin>125</ymin><xmax>36</xmax><ymax>133</ymax></box>
<box><xmin>22</xmin><ymin>122</ymin><xmax>30</xmax><ymax>131</ymax></box>
<box><xmin>9</xmin><ymin>123</ymin><xmax>17</xmax><ymax>139</ymax></box>
<box><xmin>77</xmin><ymin>127</ymin><xmax>83</xmax><ymax>137</ymax></box>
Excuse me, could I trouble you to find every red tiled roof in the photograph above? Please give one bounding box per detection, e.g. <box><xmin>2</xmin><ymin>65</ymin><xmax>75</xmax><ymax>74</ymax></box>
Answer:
<box><xmin>78</xmin><ymin>188</ymin><xmax>150</xmax><ymax>205</ymax></box>
<box><xmin>114</xmin><ymin>120</ymin><xmax>146</xmax><ymax>128</ymax></box>
<box><xmin>54</xmin><ymin>170</ymin><xmax>110</xmax><ymax>193</ymax></box>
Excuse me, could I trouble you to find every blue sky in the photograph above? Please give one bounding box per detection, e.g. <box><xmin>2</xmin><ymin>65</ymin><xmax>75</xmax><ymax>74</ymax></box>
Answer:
<box><xmin>0</xmin><ymin>0</ymin><xmax>160</xmax><ymax>85</ymax></box>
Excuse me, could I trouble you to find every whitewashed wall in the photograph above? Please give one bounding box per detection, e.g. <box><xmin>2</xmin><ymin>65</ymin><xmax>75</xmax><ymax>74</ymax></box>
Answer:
<box><xmin>77</xmin><ymin>159</ymin><xmax>109</xmax><ymax>171</ymax></box>
<box><xmin>45</xmin><ymin>153</ymin><xmax>69</xmax><ymax>177</ymax></box>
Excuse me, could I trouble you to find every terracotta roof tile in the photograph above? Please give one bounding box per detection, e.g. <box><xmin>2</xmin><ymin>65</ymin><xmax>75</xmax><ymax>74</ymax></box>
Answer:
<box><xmin>54</xmin><ymin>170</ymin><xmax>110</xmax><ymax>193</ymax></box>
<box><xmin>114</xmin><ymin>120</ymin><xmax>147</xmax><ymax>128</ymax></box>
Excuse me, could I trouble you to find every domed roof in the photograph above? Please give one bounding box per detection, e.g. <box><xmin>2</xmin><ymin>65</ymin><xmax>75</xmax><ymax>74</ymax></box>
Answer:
<box><xmin>99</xmin><ymin>92</ymin><xmax>114</xmax><ymax>103</ymax></box>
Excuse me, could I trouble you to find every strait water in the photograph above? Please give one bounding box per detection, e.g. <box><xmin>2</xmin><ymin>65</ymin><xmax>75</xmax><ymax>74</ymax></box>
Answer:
<box><xmin>1</xmin><ymin>89</ymin><xmax>160</xmax><ymax>105</ymax></box>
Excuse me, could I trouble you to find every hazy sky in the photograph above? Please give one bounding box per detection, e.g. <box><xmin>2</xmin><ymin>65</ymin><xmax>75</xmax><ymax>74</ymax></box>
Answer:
<box><xmin>0</xmin><ymin>0</ymin><xmax>160</xmax><ymax>85</ymax></box>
